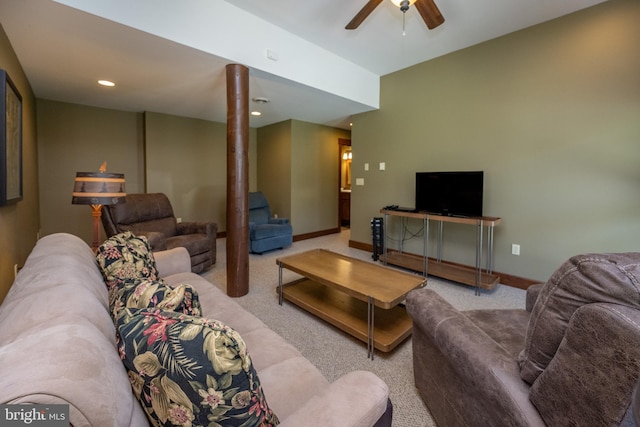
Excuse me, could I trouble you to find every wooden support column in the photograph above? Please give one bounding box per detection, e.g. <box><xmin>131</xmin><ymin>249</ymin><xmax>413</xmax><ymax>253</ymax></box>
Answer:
<box><xmin>225</xmin><ymin>64</ymin><xmax>249</xmax><ymax>297</ymax></box>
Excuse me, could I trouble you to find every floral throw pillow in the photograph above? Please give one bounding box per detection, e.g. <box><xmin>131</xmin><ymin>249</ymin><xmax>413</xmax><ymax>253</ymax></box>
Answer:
<box><xmin>117</xmin><ymin>308</ymin><xmax>280</xmax><ymax>427</ymax></box>
<box><xmin>109</xmin><ymin>278</ymin><xmax>202</xmax><ymax>321</ymax></box>
<box><xmin>96</xmin><ymin>231</ymin><xmax>159</xmax><ymax>288</ymax></box>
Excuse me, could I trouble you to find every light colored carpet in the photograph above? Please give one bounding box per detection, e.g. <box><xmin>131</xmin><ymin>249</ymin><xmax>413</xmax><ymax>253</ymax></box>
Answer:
<box><xmin>202</xmin><ymin>229</ymin><xmax>526</xmax><ymax>427</ymax></box>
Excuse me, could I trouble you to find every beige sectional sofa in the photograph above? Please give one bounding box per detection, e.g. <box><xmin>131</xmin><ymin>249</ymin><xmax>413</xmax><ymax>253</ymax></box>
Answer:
<box><xmin>0</xmin><ymin>233</ymin><xmax>391</xmax><ymax>427</ymax></box>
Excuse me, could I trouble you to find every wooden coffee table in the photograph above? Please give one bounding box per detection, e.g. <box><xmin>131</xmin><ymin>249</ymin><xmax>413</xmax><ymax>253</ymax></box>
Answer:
<box><xmin>276</xmin><ymin>249</ymin><xmax>426</xmax><ymax>359</ymax></box>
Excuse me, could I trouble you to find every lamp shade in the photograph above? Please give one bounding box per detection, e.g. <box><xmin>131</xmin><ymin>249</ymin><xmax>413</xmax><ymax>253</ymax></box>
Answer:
<box><xmin>72</xmin><ymin>172</ymin><xmax>126</xmax><ymax>205</ymax></box>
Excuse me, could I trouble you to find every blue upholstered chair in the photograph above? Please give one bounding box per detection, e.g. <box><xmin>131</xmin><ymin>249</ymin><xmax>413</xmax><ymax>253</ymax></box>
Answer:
<box><xmin>248</xmin><ymin>192</ymin><xmax>293</xmax><ymax>254</ymax></box>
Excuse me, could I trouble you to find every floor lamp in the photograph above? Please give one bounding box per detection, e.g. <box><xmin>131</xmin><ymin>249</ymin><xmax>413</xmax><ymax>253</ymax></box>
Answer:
<box><xmin>72</xmin><ymin>163</ymin><xmax>126</xmax><ymax>251</ymax></box>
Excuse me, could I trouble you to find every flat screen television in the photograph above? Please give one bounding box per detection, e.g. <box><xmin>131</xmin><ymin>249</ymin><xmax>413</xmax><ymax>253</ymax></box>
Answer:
<box><xmin>415</xmin><ymin>171</ymin><xmax>484</xmax><ymax>217</ymax></box>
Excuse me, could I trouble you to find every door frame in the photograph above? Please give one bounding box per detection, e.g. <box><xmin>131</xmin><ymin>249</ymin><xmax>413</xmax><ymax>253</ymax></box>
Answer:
<box><xmin>338</xmin><ymin>138</ymin><xmax>352</xmax><ymax>227</ymax></box>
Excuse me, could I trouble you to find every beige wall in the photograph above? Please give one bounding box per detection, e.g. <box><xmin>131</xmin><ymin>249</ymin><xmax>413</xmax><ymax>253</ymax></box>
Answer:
<box><xmin>351</xmin><ymin>0</ymin><xmax>640</xmax><ymax>281</ymax></box>
<box><xmin>0</xmin><ymin>23</ymin><xmax>39</xmax><ymax>303</ymax></box>
<box><xmin>257</xmin><ymin>119</ymin><xmax>350</xmax><ymax>236</ymax></box>
<box><xmin>36</xmin><ymin>100</ymin><xmax>144</xmax><ymax>244</ymax></box>
<box><xmin>144</xmin><ymin>111</ymin><xmax>258</xmax><ymax>232</ymax></box>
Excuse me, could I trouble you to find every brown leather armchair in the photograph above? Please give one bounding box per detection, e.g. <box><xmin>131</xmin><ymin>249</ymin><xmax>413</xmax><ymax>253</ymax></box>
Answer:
<box><xmin>407</xmin><ymin>252</ymin><xmax>640</xmax><ymax>427</ymax></box>
<box><xmin>101</xmin><ymin>193</ymin><xmax>216</xmax><ymax>273</ymax></box>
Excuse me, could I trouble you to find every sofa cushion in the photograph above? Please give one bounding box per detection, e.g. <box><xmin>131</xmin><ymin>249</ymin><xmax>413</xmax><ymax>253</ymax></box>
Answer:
<box><xmin>96</xmin><ymin>231</ymin><xmax>159</xmax><ymax>288</ymax></box>
<box><xmin>109</xmin><ymin>278</ymin><xmax>202</xmax><ymax>321</ymax></box>
<box><xmin>529</xmin><ymin>303</ymin><xmax>640</xmax><ymax>426</ymax></box>
<box><xmin>106</xmin><ymin>193</ymin><xmax>177</xmax><ymax>235</ymax></box>
<box><xmin>518</xmin><ymin>252</ymin><xmax>640</xmax><ymax>384</ymax></box>
<box><xmin>116</xmin><ymin>308</ymin><xmax>280</xmax><ymax>427</ymax></box>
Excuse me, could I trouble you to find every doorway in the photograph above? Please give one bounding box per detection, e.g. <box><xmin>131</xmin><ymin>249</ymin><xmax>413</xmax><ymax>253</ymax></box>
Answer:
<box><xmin>338</xmin><ymin>138</ymin><xmax>352</xmax><ymax>228</ymax></box>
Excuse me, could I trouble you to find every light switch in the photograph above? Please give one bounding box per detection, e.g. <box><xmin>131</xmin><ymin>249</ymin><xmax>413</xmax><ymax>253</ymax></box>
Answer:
<box><xmin>356</xmin><ymin>178</ymin><xmax>365</xmax><ymax>186</ymax></box>
<box><xmin>364</xmin><ymin>163</ymin><xmax>369</xmax><ymax>171</ymax></box>
<box><xmin>379</xmin><ymin>162</ymin><xmax>386</xmax><ymax>171</ymax></box>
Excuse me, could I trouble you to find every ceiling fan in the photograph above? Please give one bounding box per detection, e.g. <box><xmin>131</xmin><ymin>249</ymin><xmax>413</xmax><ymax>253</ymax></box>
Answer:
<box><xmin>346</xmin><ymin>0</ymin><xmax>445</xmax><ymax>31</ymax></box>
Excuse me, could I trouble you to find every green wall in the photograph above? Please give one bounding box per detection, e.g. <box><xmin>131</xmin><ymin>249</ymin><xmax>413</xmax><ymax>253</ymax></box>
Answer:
<box><xmin>351</xmin><ymin>0</ymin><xmax>640</xmax><ymax>281</ymax></box>
<box><xmin>291</xmin><ymin>120</ymin><xmax>350</xmax><ymax>234</ymax></box>
<box><xmin>257</xmin><ymin>120</ymin><xmax>292</xmax><ymax>220</ymax></box>
<box><xmin>145</xmin><ymin>112</ymin><xmax>258</xmax><ymax>232</ymax></box>
<box><xmin>0</xmin><ymin>23</ymin><xmax>39</xmax><ymax>302</ymax></box>
<box><xmin>36</xmin><ymin>100</ymin><xmax>144</xmax><ymax>244</ymax></box>
<box><xmin>36</xmin><ymin>107</ymin><xmax>258</xmax><ymax>241</ymax></box>
<box><xmin>7</xmin><ymin>0</ymin><xmax>636</xmax><ymax>302</ymax></box>
<box><xmin>257</xmin><ymin>119</ymin><xmax>350</xmax><ymax>236</ymax></box>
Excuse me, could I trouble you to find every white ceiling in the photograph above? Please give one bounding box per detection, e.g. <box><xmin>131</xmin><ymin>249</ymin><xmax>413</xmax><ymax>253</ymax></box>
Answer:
<box><xmin>0</xmin><ymin>0</ymin><xmax>607</xmax><ymax>130</ymax></box>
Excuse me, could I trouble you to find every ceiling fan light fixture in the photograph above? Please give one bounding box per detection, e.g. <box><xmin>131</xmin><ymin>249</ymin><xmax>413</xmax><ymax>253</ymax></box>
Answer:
<box><xmin>346</xmin><ymin>0</ymin><xmax>444</xmax><ymax>31</ymax></box>
<box><xmin>390</xmin><ymin>0</ymin><xmax>417</xmax><ymax>12</ymax></box>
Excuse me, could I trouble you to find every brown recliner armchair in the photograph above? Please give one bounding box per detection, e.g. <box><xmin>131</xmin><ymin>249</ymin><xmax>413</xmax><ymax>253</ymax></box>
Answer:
<box><xmin>101</xmin><ymin>193</ymin><xmax>216</xmax><ymax>273</ymax></box>
<box><xmin>407</xmin><ymin>252</ymin><xmax>640</xmax><ymax>427</ymax></box>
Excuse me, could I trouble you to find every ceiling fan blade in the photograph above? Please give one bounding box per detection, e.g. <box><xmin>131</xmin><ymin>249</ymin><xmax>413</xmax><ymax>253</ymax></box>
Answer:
<box><xmin>345</xmin><ymin>0</ymin><xmax>384</xmax><ymax>30</ymax></box>
<box><xmin>415</xmin><ymin>0</ymin><xmax>445</xmax><ymax>30</ymax></box>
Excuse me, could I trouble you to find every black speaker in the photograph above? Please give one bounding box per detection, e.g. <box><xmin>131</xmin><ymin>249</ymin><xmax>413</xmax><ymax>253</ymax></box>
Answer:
<box><xmin>371</xmin><ymin>217</ymin><xmax>384</xmax><ymax>261</ymax></box>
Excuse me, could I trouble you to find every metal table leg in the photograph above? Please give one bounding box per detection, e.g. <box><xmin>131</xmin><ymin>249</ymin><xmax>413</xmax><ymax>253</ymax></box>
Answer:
<box><xmin>382</xmin><ymin>213</ymin><xmax>388</xmax><ymax>265</ymax></box>
<box><xmin>278</xmin><ymin>262</ymin><xmax>283</xmax><ymax>305</ymax></box>
<box><xmin>487</xmin><ymin>223</ymin><xmax>495</xmax><ymax>274</ymax></box>
<box><xmin>424</xmin><ymin>216</ymin><xmax>429</xmax><ymax>278</ymax></box>
<box><xmin>367</xmin><ymin>296</ymin><xmax>375</xmax><ymax>360</ymax></box>
<box><xmin>475</xmin><ymin>220</ymin><xmax>483</xmax><ymax>296</ymax></box>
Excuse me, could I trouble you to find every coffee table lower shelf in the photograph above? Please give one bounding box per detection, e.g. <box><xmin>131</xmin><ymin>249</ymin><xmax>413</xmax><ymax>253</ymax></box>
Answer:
<box><xmin>281</xmin><ymin>278</ymin><xmax>413</xmax><ymax>353</ymax></box>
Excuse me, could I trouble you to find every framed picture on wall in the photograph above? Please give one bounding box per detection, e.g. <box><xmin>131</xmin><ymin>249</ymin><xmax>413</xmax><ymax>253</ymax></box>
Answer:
<box><xmin>0</xmin><ymin>69</ymin><xmax>22</xmax><ymax>206</ymax></box>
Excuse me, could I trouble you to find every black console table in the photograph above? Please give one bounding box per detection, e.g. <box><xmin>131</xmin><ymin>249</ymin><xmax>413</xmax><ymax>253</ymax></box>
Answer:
<box><xmin>380</xmin><ymin>209</ymin><xmax>501</xmax><ymax>293</ymax></box>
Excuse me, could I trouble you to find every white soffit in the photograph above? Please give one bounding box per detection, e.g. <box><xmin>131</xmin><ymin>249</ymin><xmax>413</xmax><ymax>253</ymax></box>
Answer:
<box><xmin>52</xmin><ymin>0</ymin><xmax>380</xmax><ymax>110</ymax></box>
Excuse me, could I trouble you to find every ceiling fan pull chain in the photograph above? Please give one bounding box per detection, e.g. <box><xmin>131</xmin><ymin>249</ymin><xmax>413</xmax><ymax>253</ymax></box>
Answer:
<box><xmin>402</xmin><ymin>12</ymin><xmax>407</xmax><ymax>36</ymax></box>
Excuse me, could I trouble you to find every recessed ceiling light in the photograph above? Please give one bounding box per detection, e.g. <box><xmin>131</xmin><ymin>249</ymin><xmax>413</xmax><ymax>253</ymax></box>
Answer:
<box><xmin>98</xmin><ymin>80</ymin><xmax>115</xmax><ymax>87</ymax></box>
<box><xmin>251</xmin><ymin>111</ymin><xmax>262</xmax><ymax>116</ymax></box>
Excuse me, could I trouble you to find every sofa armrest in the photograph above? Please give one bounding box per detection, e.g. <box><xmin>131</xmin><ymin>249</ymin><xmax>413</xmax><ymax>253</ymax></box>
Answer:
<box><xmin>406</xmin><ymin>288</ymin><xmax>544</xmax><ymax>425</ymax></box>
<box><xmin>525</xmin><ymin>283</ymin><xmax>544</xmax><ymax>312</ymax></box>
<box><xmin>177</xmin><ymin>221</ymin><xmax>216</xmax><ymax>237</ymax></box>
<box><xmin>407</xmin><ymin>288</ymin><xmax>517</xmax><ymax>366</ymax></box>
<box><xmin>153</xmin><ymin>247</ymin><xmax>192</xmax><ymax>278</ymax></box>
<box><xmin>137</xmin><ymin>231</ymin><xmax>167</xmax><ymax>251</ymax></box>
<box><xmin>278</xmin><ymin>371</ymin><xmax>389</xmax><ymax>427</ymax></box>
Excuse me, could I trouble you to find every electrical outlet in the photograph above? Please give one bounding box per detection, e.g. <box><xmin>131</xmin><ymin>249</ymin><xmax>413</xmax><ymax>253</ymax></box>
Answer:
<box><xmin>511</xmin><ymin>244</ymin><xmax>521</xmax><ymax>256</ymax></box>
<box><xmin>176</xmin><ymin>217</ymin><xmax>182</xmax><ymax>223</ymax></box>
<box><xmin>356</xmin><ymin>178</ymin><xmax>364</xmax><ymax>186</ymax></box>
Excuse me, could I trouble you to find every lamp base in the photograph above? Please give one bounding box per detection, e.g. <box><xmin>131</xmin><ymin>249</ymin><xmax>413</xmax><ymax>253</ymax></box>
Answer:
<box><xmin>90</xmin><ymin>204</ymin><xmax>103</xmax><ymax>252</ymax></box>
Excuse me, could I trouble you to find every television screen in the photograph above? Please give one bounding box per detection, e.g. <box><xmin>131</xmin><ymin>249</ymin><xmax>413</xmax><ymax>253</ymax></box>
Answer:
<box><xmin>415</xmin><ymin>171</ymin><xmax>484</xmax><ymax>217</ymax></box>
